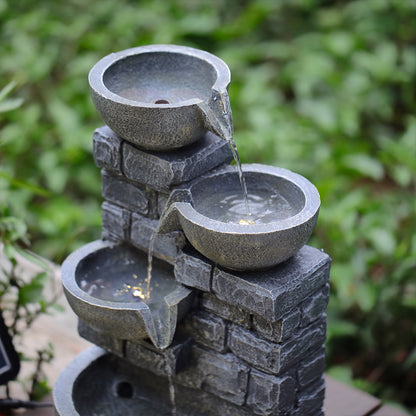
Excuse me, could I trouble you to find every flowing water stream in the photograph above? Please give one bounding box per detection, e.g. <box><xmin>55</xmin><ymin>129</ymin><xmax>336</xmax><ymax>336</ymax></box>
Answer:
<box><xmin>143</xmin><ymin>103</ymin><xmax>250</xmax><ymax>416</ymax></box>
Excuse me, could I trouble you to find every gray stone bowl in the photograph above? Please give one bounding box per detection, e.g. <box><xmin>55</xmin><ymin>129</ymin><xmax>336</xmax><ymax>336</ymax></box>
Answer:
<box><xmin>61</xmin><ymin>240</ymin><xmax>193</xmax><ymax>349</ymax></box>
<box><xmin>89</xmin><ymin>44</ymin><xmax>233</xmax><ymax>151</ymax></box>
<box><xmin>54</xmin><ymin>347</ymin><xmax>172</xmax><ymax>416</ymax></box>
<box><xmin>159</xmin><ymin>164</ymin><xmax>320</xmax><ymax>271</ymax></box>
<box><xmin>54</xmin><ymin>346</ymin><xmax>233</xmax><ymax>416</ymax></box>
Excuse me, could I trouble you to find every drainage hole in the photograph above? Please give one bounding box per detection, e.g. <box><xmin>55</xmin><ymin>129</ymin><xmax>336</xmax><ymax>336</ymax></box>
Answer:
<box><xmin>155</xmin><ymin>99</ymin><xmax>169</xmax><ymax>104</ymax></box>
<box><xmin>115</xmin><ymin>381</ymin><xmax>134</xmax><ymax>399</ymax></box>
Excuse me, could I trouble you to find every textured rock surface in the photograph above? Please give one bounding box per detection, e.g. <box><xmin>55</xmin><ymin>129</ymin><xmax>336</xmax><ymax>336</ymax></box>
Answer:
<box><xmin>93</xmin><ymin>126</ymin><xmax>123</xmax><ymax>174</ymax></box>
<box><xmin>123</xmin><ymin>132</ymin><xmax>232</xmax><ymax>191</ymax></box>
<box><xmin>174</xmin><ymin>249</ymin><xmax>213</xmax><ymax>292</ymax></box>
<box><xmin>246</xmin><ymin>369</ymin><xmax>296</xmax><ymax>415</ymax></box>
<box><xmin>212</xmin><ymin>246</ymin><xmax>331</xmax><ymax>320</ymax></box>
<box><xmin>101</xmin><ymin>169</ymin><xmax>150</xmax><ymax>215</ymax></box>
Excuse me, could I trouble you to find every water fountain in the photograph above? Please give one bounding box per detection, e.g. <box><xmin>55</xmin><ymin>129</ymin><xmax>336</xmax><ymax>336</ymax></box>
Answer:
<box><xmin>54</xmin><ymin>44</ymin><xmax>331</xmax><ymax>416</ymax></box>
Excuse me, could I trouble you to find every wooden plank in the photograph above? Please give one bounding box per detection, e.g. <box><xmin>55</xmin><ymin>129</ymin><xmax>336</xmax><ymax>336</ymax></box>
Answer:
<box><xmin>371</xmin><ymin>404</ymin><xmax>411</xmax><ymax>416</ymax></box>
<box><xmin>324</xmin><ymin>376</ymin><xmax>381</xmax><ymax>416</ymax></box>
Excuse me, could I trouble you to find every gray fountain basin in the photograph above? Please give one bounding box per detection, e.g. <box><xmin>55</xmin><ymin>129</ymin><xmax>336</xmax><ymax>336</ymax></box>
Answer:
<box><xmin>54</xmin><ymin>346</ymin><xmax>235</xmax><ymax>416</ymax></box>
<box><xmin>61</xmin><ymin>240</ymin><xmax>193</xmax><ymax>349</ymax></box>
<box><xmin>89</xmin><ymin>44</ymin><xmax>232</xmax><ymax>151</ymax></box>
<box><xmin>54</xmin><ymin>347</ymin><xmax>172</xmax><ymax>416</ymax></box>
<box><xmin>159</xmin><ymin>164</ymin><xmax>320</xmax><ymax>271</ymax></box>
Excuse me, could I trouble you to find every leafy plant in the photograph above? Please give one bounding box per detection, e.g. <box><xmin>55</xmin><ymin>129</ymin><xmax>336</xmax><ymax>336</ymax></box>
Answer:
<box><xmin>0</xmin><ymin>82</ymin><xmax>60</xmax><ymax>401</ymax></box>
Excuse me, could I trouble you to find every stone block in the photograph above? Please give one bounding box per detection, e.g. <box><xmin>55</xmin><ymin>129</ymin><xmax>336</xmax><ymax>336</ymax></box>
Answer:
<box><xmin>78</xmin><ymin>319</ymin><xmax>124</xmax><ymax>357</ymax></box>
<box><xmin>280</xmin><ymin>315</ymin><xmax>327</xmax><ymax>373</ymax></box>
<box><xmin>246</xmin><ymin>369</ymin><xmax>296</xmax><ymax>415</ymax></box>
<box><xmin>101</xmin><ymin>170</ymin><xmax>149</xmax><ymax>215</ymax></box>
<box><xmin>122</xmin><ymin>131</ymin><xmax>232</xmax><ymax>191</ymax></box>
<box><xmin>174</xmin><ymin>249</ymin><xmax>213</xmax><ymax>292</ymax></box>
<box><xmin>177</xmin><ymin>346</ymin><xmax>249</xmax><ymax>406</ymax></box>
<box><xmin>297</xmin><ymin>346</ymin><xmax>326</xmax><ymax>388</ymax></box>
<box><xmin>93</xmin><ymin>126</ymin><xmax>123</xmax><ymax>173</ymax></box>
<box><xmin>201</xmin><ymin>293</ymin><xmax>251</xmax><ymax>329</ymax></box>
<box><xmin>182</xmin><ymin>311</ymin><xmax>227</xmax><ymax>353</ymax></box>
<box><xmin>174</xmin><ymin>385</ymin><xmax>253</xmax><ymax>416</ymax></box>
<box><xmin>101</xmin><ymin>201</ymin><xmax>131</xmax><ymax>240</ymax></box>
<box><xmin>301</xmin><ymin>283</ymin><xmax>330</xmax><ymax>327</ymax></box>
<box><xmin>228</xmin><ymin>315</ymin><xmax>327</xmax><ymax>375</ymax></box>
<box><xmin>212</xmin><ymin>246</ymin><xmax>331</xmax><ymax>321</ymax></box>
<box><xmin>252</xmin><ymin>308</ymin><xmax>301</xmax><ymax>343</ymax></box>
<box><xmin>125</xmin><ymin>336</ymin><xmax>193</xmax><ymax>376</ymax></box>
<box><xmin>293</xmin><ymin>376</ymin><xmax>326</xmax><ymax>416</ymax></box>
<box><xmin>130</xmin><ymin>213</ymin><xmax>185</xmax><ymax>264</ymax></box>
<box><xmin>227</xmin><ymin>324</ymin><xmax>280</xmax><ymax>374</ymax></box>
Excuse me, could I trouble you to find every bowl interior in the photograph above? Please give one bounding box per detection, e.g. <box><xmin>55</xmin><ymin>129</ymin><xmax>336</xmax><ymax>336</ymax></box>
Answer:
<box><xmin>75</xmin><ymin>243</ymin><xmax>178</xmax><ymax>306</ymax></box>
<box><xmin>191</xmin><ymin>172</ymin><xmax>306</xmax><ymax>225</ymax></box>
<box><xmin>103</xmin><ymin>52</ymin><xmax>217</xmax><ymax>105</ymax></box>
<box><xmin>73</xmin><ymin>353</ymin><xmax>172</xmax><ymax>416</ymax></box>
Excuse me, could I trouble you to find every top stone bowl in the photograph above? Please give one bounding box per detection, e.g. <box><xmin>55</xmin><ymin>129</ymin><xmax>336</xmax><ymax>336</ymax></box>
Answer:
<box><xmin>89</xmin><ymin>44</ymin><xmax>233</xmax><ymax>151</ymax></box>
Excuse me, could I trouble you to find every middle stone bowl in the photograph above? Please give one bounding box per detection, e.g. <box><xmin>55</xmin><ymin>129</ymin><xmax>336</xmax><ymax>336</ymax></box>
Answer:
<box><xmin>159</xmin><ymin>164</ymin><xmax>320</xmax><ymax>271</ymax></box>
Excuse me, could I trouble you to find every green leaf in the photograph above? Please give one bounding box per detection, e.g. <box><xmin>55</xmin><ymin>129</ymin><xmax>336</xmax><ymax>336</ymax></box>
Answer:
<box><xmin>14</xmin><ymin>246</ymin><xmax>53</xmax><ymax>272</ymax></box>
<box><xmin>30</xmin><ymin>379</ymin><xmax>51</xmax><ymax>401</ymax></box>
<box><xmin>367</xmin><ymin>228</ymin><xmax>396</xmax><ymax>256</ymax></box>
<box><xmin>0</xmin><ymin>172</ymin><xmax>51</xmax><ymax>197</ymax></box>
<box><xmin>0</xmin><ymin>81</ymin><xmax>17</xmax><ymax>101</ymax></box>
<box><xmin>17</xmin><ymin>273</ymin><xmax>48</xmax><ymax>305</ymax></box>
<box><xmin>0</xmin><ymin>97</ymin><xmax>24</xmax><ymax>113</ymax></box>
<box><xmin>327</xmin><ymin>365</ymin><xmax>353</xmax><ymax>383</ymax></box>
<box><xmin>342</xmin><ymin>154</ymin><xmax>385</xmax><ymax>180</ymax></box>
<box><xmin>2</xmin><ymin>243</ymin><xmax>16</xmax><ymax>260</ymax></box>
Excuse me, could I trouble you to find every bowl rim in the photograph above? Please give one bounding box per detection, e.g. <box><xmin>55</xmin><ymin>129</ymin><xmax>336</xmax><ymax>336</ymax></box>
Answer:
<box><xmin>61</xmin><ymin>240</ymin><xmax>187</xmax><ymax>312</ymax></box>
<box><xmin>88</xmin><ymin>44</ymin><xmax>231</xmax><ymax>109</ymax></box>
<box><xmin>54</xmin><ymin>346</ymin><xmax>106</xmax><ymax>416</ymax></box>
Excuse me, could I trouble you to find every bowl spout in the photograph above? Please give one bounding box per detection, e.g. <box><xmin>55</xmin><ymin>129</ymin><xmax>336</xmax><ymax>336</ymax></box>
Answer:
<box><xmin>61</xmin><ymin>240</ymin><xmax>194</xmax><ymax>350</ymax></box>
<box><xmin>197</xmin><ymin>88</ymin><xmax>233</xmax><ymax>141</ymax></box>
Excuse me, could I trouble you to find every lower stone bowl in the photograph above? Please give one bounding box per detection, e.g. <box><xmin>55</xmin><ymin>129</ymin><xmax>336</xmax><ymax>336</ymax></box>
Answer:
<box><xmin>61</xmin><ymin>240</ymin><xmax>193</xmax><ymax>349</ymax></box>
<box><xmin>159</xmin><ymin>164</ymin><xmax>320</xmax><ymax>271</ymax></box>
<box><xmin>54</xmin><ymin>346</ymin><xmax>233</xmax><ymax>416</ymax></box>
<box><xmin>54</xmin><ymin>347</ymin><xmax>172</xmax><ymax>416</ymax></box>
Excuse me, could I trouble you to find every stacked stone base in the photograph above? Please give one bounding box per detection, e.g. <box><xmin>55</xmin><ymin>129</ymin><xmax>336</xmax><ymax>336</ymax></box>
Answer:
<box><xmin>84</xmin><ymin>126</ymin><xmax>332</xmax><ymax>416</ymax></box>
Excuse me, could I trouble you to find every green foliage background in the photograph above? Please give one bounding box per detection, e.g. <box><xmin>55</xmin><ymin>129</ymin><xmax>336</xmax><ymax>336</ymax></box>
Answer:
<box><xmin>1</xmin><ymin>0</ymin><xmax>415</xmax><ymax>412</ymax></box>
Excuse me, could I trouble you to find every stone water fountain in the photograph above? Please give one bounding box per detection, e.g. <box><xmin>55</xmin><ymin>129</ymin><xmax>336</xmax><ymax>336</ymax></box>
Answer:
<box><xmin>53</xmin><ymin>45</ymin><xmax>331</xmax><ymax>416</ymax></box>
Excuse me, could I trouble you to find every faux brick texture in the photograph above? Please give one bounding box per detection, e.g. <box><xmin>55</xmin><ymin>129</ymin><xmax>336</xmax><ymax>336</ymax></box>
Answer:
<box><xmin>101</xmin><ymin>201</ymin><xmax>131</xmax><ymax>241</ymax></box>
<box><xmin>177</xmin><ymin>346</ymin><xmax>249</xmax><ymax>406</ymax></box>
<box><xmin>130</xmin><ymin>213</ymin><xmax>186</xmax><ymax>264</ymax></box>
<box><xmin>212</xmin><ymin>246</ymin><xmax>331</xmax><ymax>321</ymax></box>
<box><xmin>201</xmin><ymin>293</ymin><xmax>252</xmax><ymax>329</ymax></box>
<box><xmin>174</xmin><ymin>249</ymin><xmax>213</xmax><ymax>292</ymax></box>
<box><xmin>101</xmin><ymin>169</ymin><xmax>150</xmax><ymax>215</ymax></box>
<box><xmin>93</xmin><ymin>126</ymin><xmax>123</xmax><ymax>174</ymax></box>
<box><xmin>247</xmin><ymin>369</ymin><xmax>296</xmax><ymax>415</ymax></box>
<box><xmin>122</xmin><ymin>132</ymin><xmax>232</xmax><ymax>191</ymax></box>
<box><xmin>181</xmin><ymin>311</ymin><xmax>227</xmax><ymax>353</ymax></box>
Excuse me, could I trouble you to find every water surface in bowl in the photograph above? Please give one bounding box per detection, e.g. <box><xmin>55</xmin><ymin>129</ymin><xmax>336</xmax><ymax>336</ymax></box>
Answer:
<box><xmin>192</xmin><ymin>173</ymin><xmax>306</xmax><ymax>225</ymax></box>
<box><xmin>196</xmin><ymin>188</ymin><xmax>299</xmax><ymax>224</ymax></box>
<box><xmin>76</xmin><ymin>245</ymin><xmax>178</xmax><ymax>306</ymax></box>
<box><xmin>103</xmin><ymin>52</ymin><xmax>216</xmax><ymax>104</ymax></box>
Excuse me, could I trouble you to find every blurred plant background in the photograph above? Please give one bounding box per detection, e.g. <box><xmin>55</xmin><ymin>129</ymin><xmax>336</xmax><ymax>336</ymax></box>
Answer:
<box><xmin>1</xmin><ymin>0</ymin><xmax>415</xmax><ymax>412</ymax></box>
